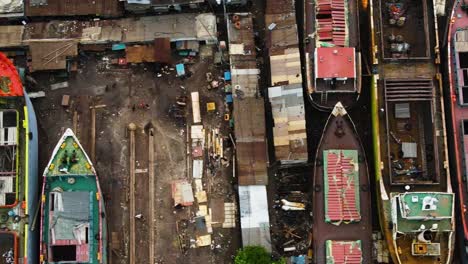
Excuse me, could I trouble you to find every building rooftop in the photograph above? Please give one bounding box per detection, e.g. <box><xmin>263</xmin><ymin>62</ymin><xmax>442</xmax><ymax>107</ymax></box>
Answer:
<box><xmin>0</xmin><ymin>0</ymin><xmax>23</xmax><ymax>17</ymax></box>
<box><xmin>228</xmin><ymin>13</ymin><xmax>267</xmax><ymax>185</ymax></box>
<box><xmin>315</xmin><ymin>47</ymin><xmax>356</xmax><ymax>79</ymax></box>
<box><xmin>268</xmin><ymin>84</ymin><xmax>307</xmax><ymax>162</ymax></box>
<box><xmin>239</xmin><ymin>186</ymin><xmax>271</xmax><ymax>252</ymax></box>
<box><xmin>0</xmin><ymin>13</ymin><xmax>217</xmax><ymax>48</ymax></box>
<box><xmin>25</xmin><ymin>0</ymin><xmax>122</xmax><ymax>17</ymax></box>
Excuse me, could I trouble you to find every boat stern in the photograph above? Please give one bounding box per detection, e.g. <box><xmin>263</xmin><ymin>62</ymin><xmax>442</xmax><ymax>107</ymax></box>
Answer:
<box><xmin>389</xmin><ymin>192</ymin><xmax>455</xmax><ymax>263</ymax></box>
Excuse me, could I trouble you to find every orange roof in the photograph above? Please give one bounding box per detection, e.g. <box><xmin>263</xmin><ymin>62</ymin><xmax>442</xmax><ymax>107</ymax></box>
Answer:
<box><xmin>0</xmin><ymin>52</ymin><xmax>24</xmax><ymax>97</ymax></box>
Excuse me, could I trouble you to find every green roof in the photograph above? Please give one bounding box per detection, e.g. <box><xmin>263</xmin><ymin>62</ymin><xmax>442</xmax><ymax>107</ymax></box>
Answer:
<box><xmin>394</xmin><ymin>192</ymin><xmax>454</xmax><ymax>233</ymax></box>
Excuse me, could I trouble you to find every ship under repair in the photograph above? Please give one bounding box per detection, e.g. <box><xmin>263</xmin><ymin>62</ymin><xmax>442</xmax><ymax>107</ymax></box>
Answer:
<box><xmin>312</xmin><ymin>102</ymin><xmax>372</xmax><ymax>263</ymax></box>
<box><xmin>370</xmin><ymin>0</ymin><xmax>455</xmax><ymax>263</ymax></box>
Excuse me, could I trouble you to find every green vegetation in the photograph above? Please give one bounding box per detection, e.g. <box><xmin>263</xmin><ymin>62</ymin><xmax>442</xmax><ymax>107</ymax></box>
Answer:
<box><xmin>234</xmin><ymin>246</ymin><xmax>286</xmax><ymax>264</ymax></box>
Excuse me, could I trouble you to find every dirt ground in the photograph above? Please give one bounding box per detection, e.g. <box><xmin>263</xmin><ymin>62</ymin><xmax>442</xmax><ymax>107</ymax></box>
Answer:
<box><xmin>31</xmin><ymin>47</ymin><xmax>240</xmax><ymax>264</ymax></box>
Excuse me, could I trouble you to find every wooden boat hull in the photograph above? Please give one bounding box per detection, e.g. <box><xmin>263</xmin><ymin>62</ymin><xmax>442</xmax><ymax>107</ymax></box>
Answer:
<box><xmin>0</xmin><ymin>52</ymin><xmax>39</xmax><ymax>264</ymax></box>
<box><xmin>39</xmin><ymin>129</ymin><xmax>107</xmax><ymax>264</ymax></box>
<box><xmin>312</xmin><ymin>102</ymin><xmax>372</xmax><ymax>263</ymax></box>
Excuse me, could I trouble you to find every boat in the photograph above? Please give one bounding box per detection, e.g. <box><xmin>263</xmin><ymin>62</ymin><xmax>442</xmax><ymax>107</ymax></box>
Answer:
<box><xmin>39</xmin><ymin>129</ymin><xmax>107</xmax><ymax>263</ymax></box>
<box><xmin>447</xmin><ymin>1</ymin><xmax>468</xmax><ymax>261</ymax></box>
<box><xmin>304</xmin><ymin>0</ymin><xmax>362</xmax><ymax>110</ymax></box>
<box><xmin>0</xmin><ymin>52</ymin><xmax>38</xmax><ymax>264</ymax></box>
<box><xmin>370</xmin><ymin>0</ymin><xmax>455</xmax><ymax>263</ymax></box>
<box><xmin>312</xmin><ymin>102</ymin><xmax>372</xmax><ymax>263</ymax></box>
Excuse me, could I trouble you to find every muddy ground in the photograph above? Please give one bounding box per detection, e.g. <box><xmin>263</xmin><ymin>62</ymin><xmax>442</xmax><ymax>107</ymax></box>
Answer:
<box><xmin>31</xmin><ymin>48</ymin><xmax>240</xmax><ymax>264</ymax></box>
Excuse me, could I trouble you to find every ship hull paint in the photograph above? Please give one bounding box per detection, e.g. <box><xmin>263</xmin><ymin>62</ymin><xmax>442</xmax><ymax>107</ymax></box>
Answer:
<box><xmin>25</xmin><ymin>91</ymin><xmax>38</xmax><ymax>264</ymax></box>
<box><xmin>312</xmin><ymin>104</ymin><xmax>372</xmax><ymax>263</ymax></box>
<box><xmin>447</xmin><ymin>0</ymin><xmax>468</xmax><ymax>260</ymax></box>
<box><xmin>370</xmin><ymin>0</ymin><xmax>455</xmax><ymax>261</ymax></box>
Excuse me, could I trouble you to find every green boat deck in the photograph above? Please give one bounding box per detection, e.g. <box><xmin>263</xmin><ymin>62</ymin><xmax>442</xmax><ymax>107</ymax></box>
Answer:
<box><xmin>41</xmin><ymin>131</ymin><xmax>104</xmax><ymax>263</ymax></box>
<box><xmin>46</xmin><ymin>136</ymin><xmax>93</xmax><ymax>177</ymax></box>
<box><xmin>394</xmin><ymin>192</ymin><xmax>454</xmax><ymax>233</ymax></box>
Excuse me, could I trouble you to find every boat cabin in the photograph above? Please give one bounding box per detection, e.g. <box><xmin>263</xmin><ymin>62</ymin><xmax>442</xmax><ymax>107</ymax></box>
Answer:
<box><xmin>0</xmin><ymin>110</ymin><xmax>19</xmax><ymax>207</ymax></box>
<box><xmin>0</xmin><ymin>232</ymin><xmax>16</xmax><ymax>263</ymax></box>
<box><xmin>454</xmin><ymin>30</ymin><xmax>468</xmax><ymax>105</ymax></box>
<box><xmin>391</xmin><ymin>192</ymin><xmax>454</xmax><ymax>259</ymax></box>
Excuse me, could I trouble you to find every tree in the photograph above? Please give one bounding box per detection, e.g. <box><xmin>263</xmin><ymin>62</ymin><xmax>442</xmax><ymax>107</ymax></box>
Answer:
<box><xmin>234</xmin><ymin>246</ymin><xmax>286</xmax><ymax>264</ymax></box>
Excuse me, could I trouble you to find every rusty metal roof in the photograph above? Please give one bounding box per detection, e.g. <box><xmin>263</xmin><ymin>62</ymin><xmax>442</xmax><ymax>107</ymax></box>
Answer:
<box><xmin>25</xmin><ymin>0</ymin><xmax>123</xmax><ymax>17</ymax></box>
<box><xmin>266</xmin><ymin>0</ymin><xmax>294</xmax><ymax>14</ymax></box>
<box><xmin>228</xmin><ymin>13</ymin><xmax>268</xmax><ymax>186</ymax></box>
<box><xmin>151</xmin><ymin>0</ymin><xmax>204</xmax><ymax>4</ymax></box>
<box><xmin>268</xmin><ymin>84</ymin><xmax>307</xmax><ymax>163</ymax></box>
<box><xmin>28</xmin><ymin>40</ymin><xmax>78</xmax><ymax>71</ymax></box>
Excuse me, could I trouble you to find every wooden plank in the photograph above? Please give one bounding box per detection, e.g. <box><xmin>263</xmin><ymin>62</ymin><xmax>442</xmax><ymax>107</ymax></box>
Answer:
<box><xmin>148</xmin><ymin>127</ymin><xmax>155</xmax><ymax>264</ymax></box>
<box><xmin>128</xmin><ymin>123</ymin><xmax>136</xmax><ymax>264</ymax></box>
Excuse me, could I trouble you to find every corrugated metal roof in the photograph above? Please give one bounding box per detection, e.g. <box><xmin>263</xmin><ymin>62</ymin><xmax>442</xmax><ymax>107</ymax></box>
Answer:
<box><xmin>151</xmin><ymin>0</ymin><xmax>204</xmax><ymax>4</ymax></box>
<box><xmin>270</xmin><ymin>48</ymin><xmax>302</xmax><ymax>86</ymax></box>
<box><xmin>265</xmin><ymin>13</ymin><xmax>298</xmax><ymax>52</ymax></box>
<box><xmin>239</xmin><ymin>186</ymin><xmax>271</xmax><ymax>251</ymax></box>
<box><xmin>0</xmin><ymin>26</ymin><xmax>23</xmax><ymax>47</ymax></box>
<box><xmin>28</xmin><ymin>40</ymin><xmax>78</xmax><ymax>72</ymax></box>
<box><xmin>25</xmin><ymin>0</ymin><xmax>122</xmax><ymax>17</ymax></box>
<box><xmin>268</xmin><ymin>84</ymin><xmax>307</xmax><ymax>162</ymax></box>
<box><xmin>154</xmin><ymin>38</ymin><xmax>172</xmax><ymax>63</ymax></box>
<box><xmin>266</xmin><ymin>0</ymin><xmax>294</xmax><ymax>14</ymax></box>
<box><xmin>324</xmin><ymin>149</ymin><xmax>360</xmax><ymax>223</ymax></box>
<box><xmin>125</xmin><ymin>44</ymin><xmax>156</xmax><ymax>63</ymax></box>
<box><xmin>326</xmin><ymin>240</ymin><xmax>362</xmax><ymax>264</ymax></box>
<box><xmin>228</xmin><ymin>13</ymin><xmax>267</xmax><ymax>185</ymax></box>
<box><xmin>0</xmin><ymin>0</ymin><xmax>23</xmax><ymax>17</ymax></box>
<box><xmin>0</xmin><ymin>14</ymin><xmax>216</xmax><ymax>48</ymax></box>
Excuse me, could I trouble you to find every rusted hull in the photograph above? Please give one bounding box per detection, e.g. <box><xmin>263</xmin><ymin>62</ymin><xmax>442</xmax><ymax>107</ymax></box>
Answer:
<box><xmin>370</xmin><ymin>0</ymin><xmax>455</xmax><ymax>262</ymax></box>
<box><xmin>304</xmin><ymin>0</ymin><xmax>361</xmax><ymax>110</ymax></box>
<box><xmin>448</xmin><ymin>0</ymin><xmax>468</xmax><ymax>260</ymax></box>
<box><xmin>312</xmin><ymin>104</ymin><xmax>372</xmax><ymax>262</ymax></box>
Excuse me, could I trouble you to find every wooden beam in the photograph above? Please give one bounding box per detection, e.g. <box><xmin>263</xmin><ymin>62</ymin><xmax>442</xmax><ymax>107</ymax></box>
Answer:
<box><xmin>128</xmin><ymin>123</ymin><xmax>137</xmax><ymax>264</ymax></box>
<box><xmin>148</xmin><ymin>127</ymin><xmax>155</xmax><ymax>264</ymax></box>
<box><xmin>90</xmin><ymin>107</ymin><xmax>96</xmax><ymax>164</ymax></box>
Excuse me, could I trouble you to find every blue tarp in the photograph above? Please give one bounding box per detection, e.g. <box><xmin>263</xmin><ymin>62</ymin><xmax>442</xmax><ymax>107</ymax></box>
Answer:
<box><xmin>176</xmin><ymin>64</ymin><xmax>185</xmax><ymax>76</ymax></box>
<box><xmin>291</xmin><ymin>255</ymin><xmax>306</xmax><ymax>264</ymax></box>
<box><xmin>225</xmin><ymin>94</ymin><xmax>233</xmax><ymax>103</ymax></box>
<box><xmin>112</xmin><ymin>43</ymin><xmax>126</xmax><ymax>51</ymax></box>
<box><xmin>224</xmin><ymin>71</ymin><xmax>231</xmax><ymax>81</ymax></box>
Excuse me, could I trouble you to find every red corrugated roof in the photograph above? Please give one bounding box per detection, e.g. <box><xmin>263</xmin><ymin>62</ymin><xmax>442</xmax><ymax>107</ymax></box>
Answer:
<box><xmin>316</xmin><ymin>47</ymin><xmax>355</xmax><ymax>79</ymax></box>
<box><xmin>316</xmin><ymin>0</ymin><xmax>348</xmax><ymax>46</ymax></box>
<box><xmin>328</xmin><ymin>240</ymin><xmax>362</xmax><ymax>264</ymax></box>
<box><xmin>326</xmin><ymin>151</ymin><xmax>360</xmax><ymax>222</ymax></box>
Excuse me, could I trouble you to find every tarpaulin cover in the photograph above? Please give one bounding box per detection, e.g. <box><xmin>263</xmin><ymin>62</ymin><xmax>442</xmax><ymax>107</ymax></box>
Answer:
<box><xmin>0</xmin><ymin>52</ymin><xmax>23</xmax><ymax>96</ymax></box>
